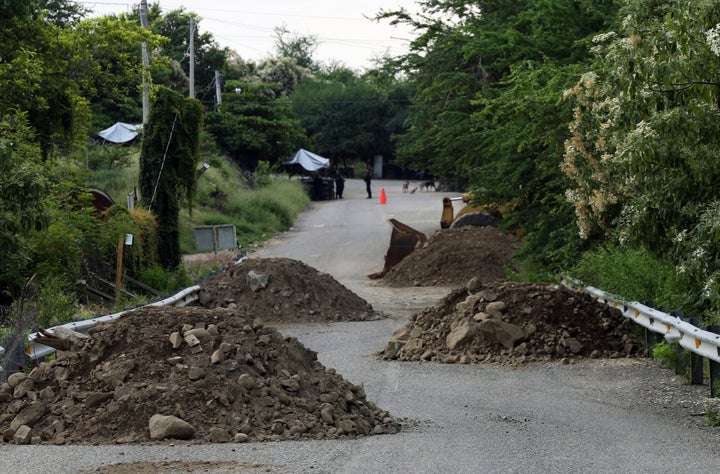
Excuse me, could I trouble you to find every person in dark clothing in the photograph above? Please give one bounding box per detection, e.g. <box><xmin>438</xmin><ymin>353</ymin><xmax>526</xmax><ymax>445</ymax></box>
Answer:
<box><xmin>312</xmin><ymin>173</ymin><xmax>323</xmax><ymax>200</ymax></box>
<box><xmin>363</xmin><ymin>169</ymin><xmax>372</xmax><ymax>199</ymax></box>
<box><xmin>334</xmin><ymin>169</ymin><xmax>345</xmax><ymax>199</ymax></box>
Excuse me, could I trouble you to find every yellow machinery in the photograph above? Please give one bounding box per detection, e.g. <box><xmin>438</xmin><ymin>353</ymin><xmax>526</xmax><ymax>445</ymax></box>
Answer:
<box><xmin>368</xmin><ymin>195</ymin><xmax>499</xmax><ymax>279</ymax></box>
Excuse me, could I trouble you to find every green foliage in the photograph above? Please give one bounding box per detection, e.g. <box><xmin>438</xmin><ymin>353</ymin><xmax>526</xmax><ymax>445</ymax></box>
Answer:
<box><xmin>150</xmin><ymin>8</ymin><xmax>228</xmax><ymax>98</ymax></box>
<box><xmin>0</xmin><ymin>115</ymin><xmax>48</xmax><ymax>305</ymax></box>
<box><xmin>254</xmin><ymin>160</ymin><xmax>274</xmax><ymax>187</ymax></box>
<box><xmin>705</xmin><ymin>408</ymin><xmax>720</xmax><ymax>427</ymax></box>
<box><xmin>139</xmin><ymin>86</ymin><xmax>203</xmax><ymax>269</ymax></box>
<box><xmin>563</xmin><ymin>0</ymin><xmax>720</xmax><ymax>321</ymax></box>
<box><xmin>179</xmin><ymin>175</ymin><xmax>310</xmax><ymax>252</ymax></box>
<box><xmin>571</xmin><ymin>243</ymin><xmax>691</xmax><ymax>309</ymax></box>
<box><xmin>290</xmin><ymin>68</ymin><xmax>409</xmax><ymax>167</ymax></box>
<box><xmin>136</xmin><ymin>263</ymin><xmax>190</xmax><ymax>294</ymax></box>
<box><xmin>205</xmin><ymin>82</ymin><xmax>307</xmax><ymax>170</ymax></box>
<box><xmin>36</xmin><ymin>275</ymin><xmax>78</xmax><ymax>328</ymax></box>
<box><xmin>85</xmin><ymin>143</ymin><xmax>134</xmax><ymax>170</ymax></box>
<box><xmin>272</xmin><ymin>25</ymin><xmax>318</xmax><ymax>72</ymax></box>
<box><xmin>652</xmin><ymin>343</ymin><xmax>684</xmax><ymax>372</ymax></box>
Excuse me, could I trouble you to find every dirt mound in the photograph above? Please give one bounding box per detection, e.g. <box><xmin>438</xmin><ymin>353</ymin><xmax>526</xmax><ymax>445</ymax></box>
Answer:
<box><xmin>380</xmin><ymin>226</ymin><xmax>518</xmax><ymax>288</ymax></box>
<box><xmin>378</xmin><ymin>280</ymin><xmax>642</xmax><ymax>366</ymax></box>
<box><xmin>199</xmin><ymin>257</ymin><xmax>382</xmax><ymax>322</ymax></box>
<box><xmin>0</xmin><ymin>306</ymin><xmax>399</xmax><ymax>445</ymax></box>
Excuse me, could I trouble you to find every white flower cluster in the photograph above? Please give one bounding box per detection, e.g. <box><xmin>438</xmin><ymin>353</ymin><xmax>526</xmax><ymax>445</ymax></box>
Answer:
<box><xmin>706</xmin><ymin>24</ymin><xmax>720</xmax><ymax>56</ymax></box>
<box><xmin>592</xmin><ymin>31</ymin><xmax>617</xmax><ymax>44</ymax></box>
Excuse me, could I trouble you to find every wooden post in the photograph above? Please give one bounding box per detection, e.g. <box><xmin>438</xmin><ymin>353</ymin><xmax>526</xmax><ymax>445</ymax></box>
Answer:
<box><xmin>115</xmin><ymin>235</ymin><xmax>124</xmax><ymax>307</ymax></box>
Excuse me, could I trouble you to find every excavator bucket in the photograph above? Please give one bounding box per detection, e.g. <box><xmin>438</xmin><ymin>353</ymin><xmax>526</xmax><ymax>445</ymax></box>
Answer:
<box><xmin>368</xmin><ymin>218</ymin><xmax>428</xmax><ymax>279</ymax></box>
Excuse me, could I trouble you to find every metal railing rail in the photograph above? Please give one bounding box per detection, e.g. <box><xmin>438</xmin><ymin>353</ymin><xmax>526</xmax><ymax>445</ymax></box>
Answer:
<box><xmin>561</xmin><ymin>277</ymin><xmax>720</xmax><ymax>364</ymax></box>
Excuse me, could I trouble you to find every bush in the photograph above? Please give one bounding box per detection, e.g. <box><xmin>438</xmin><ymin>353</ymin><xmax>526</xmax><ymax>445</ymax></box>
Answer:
<box><xmin>136</xmin><ymin>264</ymin><xmax>191</xmax><ymax>294</ymax></box>
<box><xmin>37</xmin><ymin>276</ymin><xmax>78</xmax><ymax>328</ymax></box>
<box><xmin>570</xmin><ymin>243</ymin><xmax>691</xmax><ymax>309</ymax></box>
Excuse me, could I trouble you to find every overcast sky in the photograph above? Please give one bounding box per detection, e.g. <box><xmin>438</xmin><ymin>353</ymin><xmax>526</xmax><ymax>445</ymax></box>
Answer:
<box><xmin>80</xmin><ymin>1</ymin><xmax>421</xmax><ymax>70</ymax></box>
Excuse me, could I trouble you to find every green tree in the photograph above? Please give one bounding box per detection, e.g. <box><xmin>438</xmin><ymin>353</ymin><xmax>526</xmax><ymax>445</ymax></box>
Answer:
<box><xmin>273</xmin><ymin>25</ymin><xmax>319</xmax><ymax>72</ymax></box>
<box><xmin>563</xmin><ymin>0</ymin><xmax>720</xmax><ymax>318</ymax></box>
<box><xmin>0</xmin><ymin>1</ymin><xmax>91</xmax><ymax>158</ymax></box>
<box><xmin>290</xmin><ymin>66</ymin><xmax>409</xmax><ymax>167</ymax></box>
<box><xmin>0</xmin><ymin>115</ymin><xmax>48</xmax><ymax>305</ymax></box>
<box><xmin>73</xmin><ymin>15</ymin><xmax>166</xmax><ymax>128</ymax></box>
<box><xmin>204</xmin><ymin>82</ymin><xmax>307</xmax><ymax>170</ymax></box>
<box><xmin>139</xmin><ymin>87</ymin><xmax>203</xmax><ymax>269</ymax></box>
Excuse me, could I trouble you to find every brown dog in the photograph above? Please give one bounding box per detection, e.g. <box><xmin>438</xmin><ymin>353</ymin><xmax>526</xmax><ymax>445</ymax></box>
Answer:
<box><xmin>402</xmin><ymin>181</ymin><xmax>409</xmax><ymax>193</ymax></box>
<box><xmin>410</xmin><ymin>187</ymin><xmax>418</xmax><ymax>194</ymax></box>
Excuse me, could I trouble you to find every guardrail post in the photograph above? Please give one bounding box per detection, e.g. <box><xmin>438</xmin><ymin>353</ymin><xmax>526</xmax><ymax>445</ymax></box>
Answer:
<box><xmin>709</xmin><ymin>324</ymin><xmax>720</xmax><ymax>397</ymax></box>
<box><xmin>689</xmin><ymin>317</ymin><xmax>705</xmax><ymax>385</ymax></box>
<box><xmin>644</xmin><ymin>328</ymin><xmax>659</xmax><ymax>358</ymax></box>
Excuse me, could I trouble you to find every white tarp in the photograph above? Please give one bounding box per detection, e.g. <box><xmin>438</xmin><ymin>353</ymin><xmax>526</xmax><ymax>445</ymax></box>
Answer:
<box><xmin>283</xmin><ymin>148</ymin><xmax>330</xmax><ymax>171</ymax></box>
<box><xmin>98</xmin><ymin>122</ymin><xmax>143</xmax><ymax>143</ymax></box>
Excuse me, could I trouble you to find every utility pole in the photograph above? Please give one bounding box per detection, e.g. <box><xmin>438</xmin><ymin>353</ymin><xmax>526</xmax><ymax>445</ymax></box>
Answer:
<box><xmin>139</xmin><ymin>0</ymin><xmax>150</xmax><ymax>124</ymax></box>
<box><xmin>215</xmin><ymin>70</ymin><xmax>222</xmax><ymax>110</ymax></box>
<box><xmin>189</xmin><ymin>17</ymin><xmax>195</xmax><ymax>98</ymax></box>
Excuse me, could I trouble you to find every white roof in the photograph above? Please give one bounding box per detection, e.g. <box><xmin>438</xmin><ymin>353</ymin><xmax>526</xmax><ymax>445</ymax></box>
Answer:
<box><xmin>283</xmin><ymin>148</ymin><xmax>330</xmax><ymax>171</ymax></box>
<box><xmin>98</xmin><ymin>122</ymin><xmax>143</xmax><ymax>143</ymax></box>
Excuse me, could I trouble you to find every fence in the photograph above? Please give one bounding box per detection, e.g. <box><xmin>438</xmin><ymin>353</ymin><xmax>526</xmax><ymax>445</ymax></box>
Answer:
<box><xmin>562</xmin><ymin>276</ymin><xmax>720</xmax><ymax>397</ymax></box>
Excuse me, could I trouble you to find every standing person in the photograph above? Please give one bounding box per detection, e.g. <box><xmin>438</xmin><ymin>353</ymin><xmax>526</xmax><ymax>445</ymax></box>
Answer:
<box><xmin>363</xmin><ymin>168</ymin><xmax>373</xmax><ymax>199</ymax></box>
<box><xmin>334</xmin><ymin>169</ymin><xmax>345</xmax><ymax>199</ymax></box>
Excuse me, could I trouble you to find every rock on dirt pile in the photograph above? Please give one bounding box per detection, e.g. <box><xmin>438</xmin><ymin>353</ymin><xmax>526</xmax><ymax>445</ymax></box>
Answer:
<box><xmin>380</xmin><ymin>226</ymin><xmax>518</xmax><ymax>288</ymax></box>
<box><xmin>379</xmin><ymin>279</ymin><xmax>643</xmax><ymax>366</ymax></box>
<box><xmin>199</xmin><ymin>257</ymin><xmax>383</xmax><ymax>322</ymax></box>
<box><xmin>0</xmin><ymin>306</ymin><xmax>399</xmax><ymax>445</ymax></box>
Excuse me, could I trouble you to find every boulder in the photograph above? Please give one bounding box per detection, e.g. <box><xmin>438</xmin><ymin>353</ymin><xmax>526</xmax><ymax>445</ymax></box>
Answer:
<box><xmin>445</xmin><ymin>320</ymin><xmax>477</xmax><ymax>350</ymax></box>
<box><xmin>478</xmin><ymin>319</ymin><xmax>526</xmax><ymax>349</ymax></box>
<box><xmin>148</xmin><ymin>414</ymin><xmax>195</xmax><ymax>440</ymax></box>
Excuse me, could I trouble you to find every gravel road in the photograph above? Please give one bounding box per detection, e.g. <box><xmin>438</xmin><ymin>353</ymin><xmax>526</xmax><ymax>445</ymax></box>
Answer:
<box><xmin>3</xmin><ymin>178</ymin><xmax>720</xmax><ymax>473</ymax></box>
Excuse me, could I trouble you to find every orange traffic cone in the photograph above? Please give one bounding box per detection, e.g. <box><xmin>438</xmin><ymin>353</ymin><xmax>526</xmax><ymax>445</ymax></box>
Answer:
<box><xmin>379</xmin><ymin>187</ymin><xmax>387</xmax><ymax>205</ymax></box>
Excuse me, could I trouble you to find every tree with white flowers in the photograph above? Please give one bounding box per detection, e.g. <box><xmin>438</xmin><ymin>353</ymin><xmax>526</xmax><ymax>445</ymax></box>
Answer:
<box><xmin>564</xmin><ymin>0</ymin><xmax>720</xmax><ymax>317</ymax></box>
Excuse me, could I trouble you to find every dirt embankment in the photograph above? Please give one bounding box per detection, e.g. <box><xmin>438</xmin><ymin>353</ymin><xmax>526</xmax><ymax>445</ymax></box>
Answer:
<box><xmin>0</xmin><ymin>306</ymin><xmax>399</xmax><ymax>445</ymax></box>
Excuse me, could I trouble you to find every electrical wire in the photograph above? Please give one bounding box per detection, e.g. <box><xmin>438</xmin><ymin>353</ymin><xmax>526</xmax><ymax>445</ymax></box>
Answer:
<box><xmin>148</xmin><ymin>113</ymin><xmax>178</xmax><ymax>211</ymax></box>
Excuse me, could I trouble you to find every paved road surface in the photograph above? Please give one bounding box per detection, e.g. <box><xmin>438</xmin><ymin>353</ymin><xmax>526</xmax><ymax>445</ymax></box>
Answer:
<box><xmin>3</xmin><ymin>178</ymin><xmax>720</xmax><ymax>473</ymax></box>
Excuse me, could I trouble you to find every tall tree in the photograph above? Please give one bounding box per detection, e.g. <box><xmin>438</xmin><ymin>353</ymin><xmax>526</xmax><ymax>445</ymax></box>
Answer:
<box><xmin>273</xmin><ymin>26</ymin><xmax>319</xmax><ymax>72</ymax></box>
<box><xmin>205</xmin><ymin>82</ymin><xmax>307</xmax><ymax>170</ymax></box>
<box><xmin>0</xmin><ymin>114</ymin><xmax>48</xmax><ymax>305</ymax></box>
<box><xmin>290</xmin><ymin>66</ymin><xmax>409</xmax><ymax>167</ymax></box>
<box><xmin>563</xmin><ymin>0</ymin><xmax>720</xmax><ymax>316</ymax></box>
<box><xmin>139</xmin><ymin>87</ymin><xmax>203</xmax><ymax>269</ymax></box>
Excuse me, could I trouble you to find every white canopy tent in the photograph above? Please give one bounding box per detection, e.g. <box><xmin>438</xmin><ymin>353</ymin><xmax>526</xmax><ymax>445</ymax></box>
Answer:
<box><xmin>97</xmin><ymin>122</ymin><xmax>143</xmax><ymax>143</ymax></box>
<box><xmin>283</xmin><ymin>148</ymin><xmax>330</xmax><ymax>172</ymax></box>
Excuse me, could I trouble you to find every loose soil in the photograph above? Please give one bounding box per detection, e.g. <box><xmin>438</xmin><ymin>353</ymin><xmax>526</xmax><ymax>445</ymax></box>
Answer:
<box><xmin>377</xmin><ymin>226</ymin><xmax>644</xmax><ymax>366</ymax></box>
<box><xmin>198</xmin><ymin>257</ymin><xmax>383</xmax><ymax>323</ymax></box>
<box><xmin>0</xmin><ymin>306</ymin><xmax>399</xmax><ymax>445</ymax></box>
<box><xmin>378</xmin><ymin>281</ymin><xmax>643</xmax><ymax>367</ymax></box>
<box><xmin>1</xmin><ymin>224</ymin><xmax>711</xmax><ymax>450</ymax></box>
<box><xmin>380</xmin><ymin>226</ymin><xmax>518</xmax><ymax>288</ymax></box>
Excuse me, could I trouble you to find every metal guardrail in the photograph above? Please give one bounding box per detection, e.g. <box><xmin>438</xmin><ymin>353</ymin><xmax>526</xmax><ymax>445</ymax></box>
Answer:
<box><xmin>561</xmin><ymin>277</ymin><xmax>720</xmax><ymax>363</ymax></box>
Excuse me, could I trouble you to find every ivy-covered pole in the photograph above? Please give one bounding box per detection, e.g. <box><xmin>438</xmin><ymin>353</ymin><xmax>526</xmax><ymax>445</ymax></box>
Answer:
<box><xmin>139</xmin><ymin>86</ymin><xmax>203</xmax><ymax>269</ymax></box>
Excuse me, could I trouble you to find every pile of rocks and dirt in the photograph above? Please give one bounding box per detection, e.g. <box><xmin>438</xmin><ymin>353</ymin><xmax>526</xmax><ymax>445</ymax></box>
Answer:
<box><xmin>199</xmin><ymin>257</ymin><xmax>383</xmax><ymax>322</ymax></box>
<box><xmin>0</xmin><ymin>306</ymin><xmax>399</xmax><ymax>445</ymax></box>
<box><xmin>379</xmin><ymin>278</ymin><xmax>643</xmax><ymax>367</ymax></box>
<box><xmin>380</xmin><ymin>226</ymin><xmax>518</xmax><ymax>288</ymax></box>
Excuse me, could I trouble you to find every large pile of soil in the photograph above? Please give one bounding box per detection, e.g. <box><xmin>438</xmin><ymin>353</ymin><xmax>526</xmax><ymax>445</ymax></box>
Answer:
<box><xmin>379</xmin><ymin>279</ymin><xmax>642</xmax><ymax>367</ymax></box>
<box><xmin>380</xmin><ymin>226</ymin><xmax>518</xmax><ymax>288</ymax></box>
<box><xmin>199</xmin><ymin>257</ymin><xmax>382</xmax><ymax>322</ymax></box>
<box><xmin>0</xmin><ymin>306</ymin><xmax>399</xmax><ymax>445</ymax></box>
